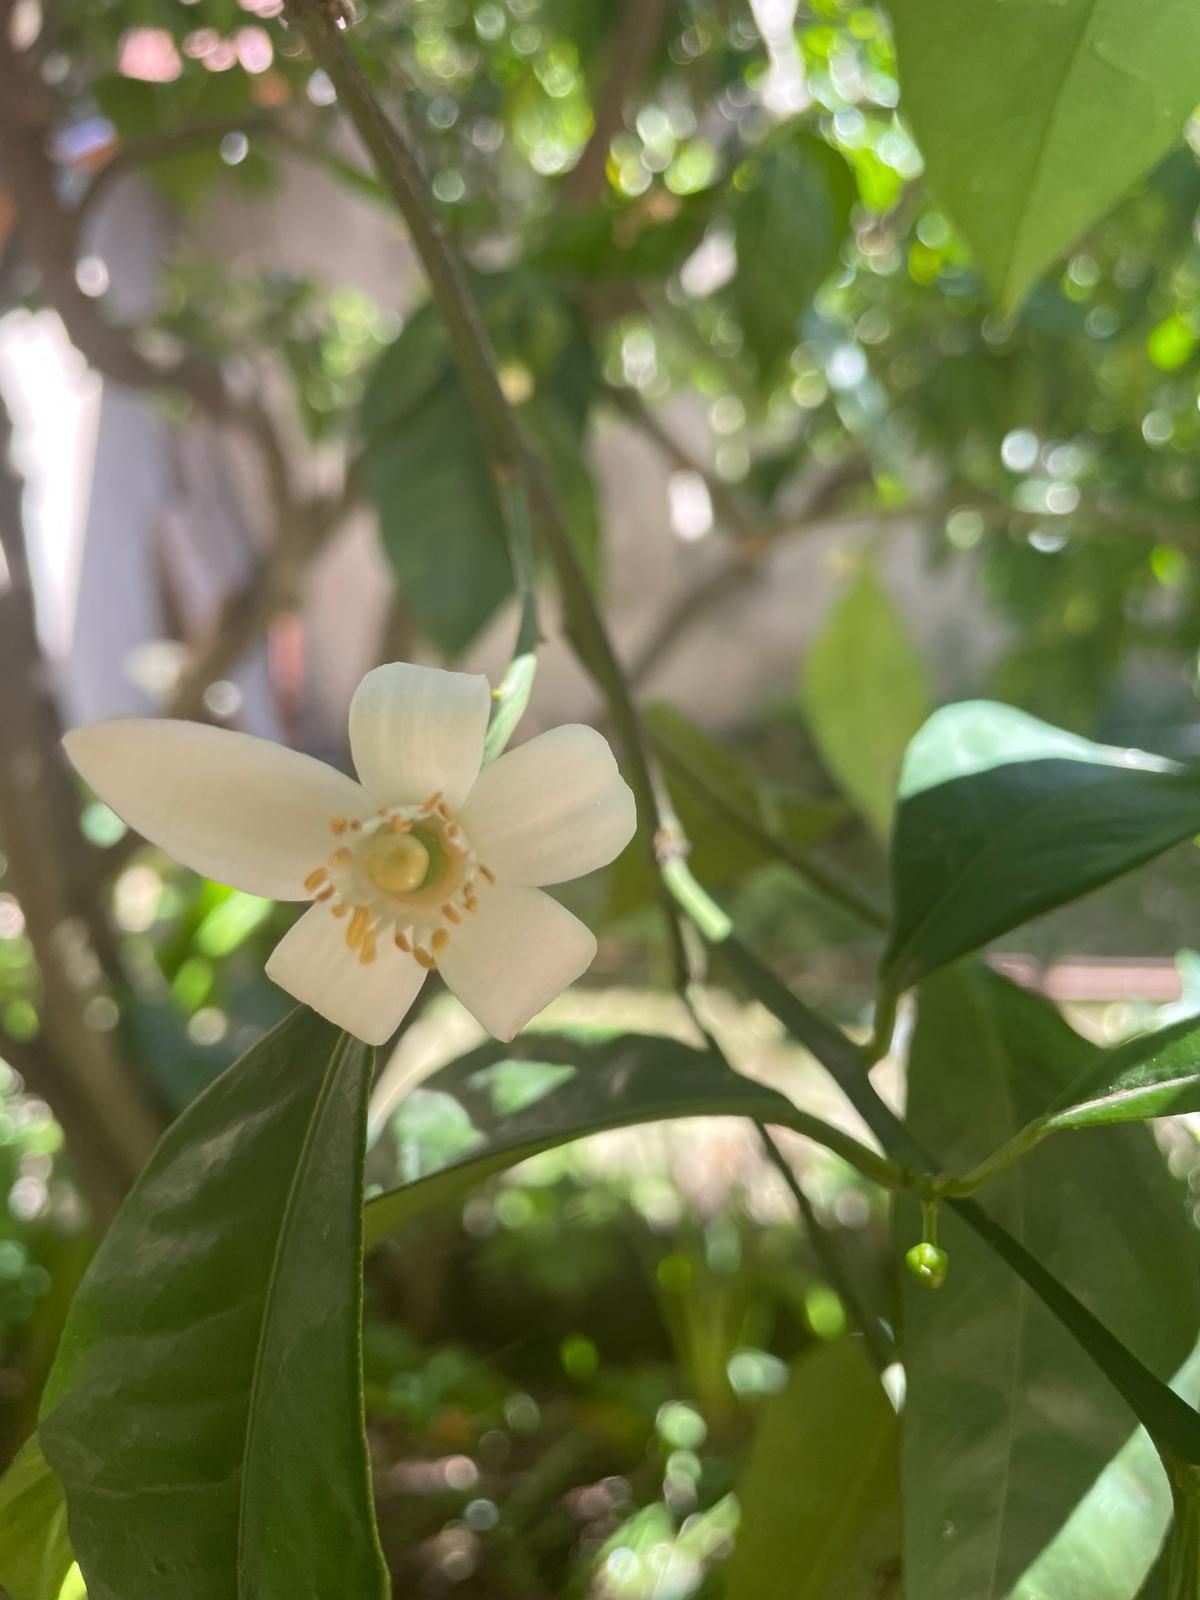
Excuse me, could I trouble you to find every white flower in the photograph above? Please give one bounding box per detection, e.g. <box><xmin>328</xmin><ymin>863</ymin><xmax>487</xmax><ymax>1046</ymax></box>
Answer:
<box><xmin>64</xmin><ymin>662</ymin><xmax>637</xmax><ymax>1046</ymax></box>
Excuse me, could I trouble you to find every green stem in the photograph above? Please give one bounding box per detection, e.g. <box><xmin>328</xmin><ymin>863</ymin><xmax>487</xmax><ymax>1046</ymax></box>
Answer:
<box><xmin>1164</xmin><ymin>1458</ymin><xmax>1200</xmax><ymax>1600</ymax></box>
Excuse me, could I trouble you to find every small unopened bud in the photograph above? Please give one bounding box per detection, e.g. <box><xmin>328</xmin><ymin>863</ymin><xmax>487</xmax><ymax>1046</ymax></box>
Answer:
<box><xmin>905</xmin><ymin>1242</ymin><xmax>949</xmax><ymax>1290</ymax></box>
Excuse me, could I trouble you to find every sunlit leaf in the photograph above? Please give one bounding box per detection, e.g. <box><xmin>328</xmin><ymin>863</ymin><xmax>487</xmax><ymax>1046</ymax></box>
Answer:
<box><xmin>882</xmin><ymin>701</ymin><xmax>1200</xmax><ymax>992</ymax></box>
<box><xmin>39</xmin><ymin>1009</ymin><xmax>387</xmax><ymax>1600</ymax></box>
<box><xmin>0</xmin><ymin>1436</ymin><xmax>74</xmax><ymax>1600</ymax></box>
<box><xmin>725</xmin><ymin>1340</ymin><xmax>899</xmax><ymax>1600</ymax></box>
<box><xmin>902</xmin><ymin>965</ymin><xmax>1200</xmax><ymax>1599</ymax></box>
<box><xmin>889</xmin><ymin>0</ymin><xmax>1200</xmax><ymax>307</ymax></box>
<box><xmin>801</xmin><ymin>563</ymin><xmax>930</xmax><ymax>840</ymax></box>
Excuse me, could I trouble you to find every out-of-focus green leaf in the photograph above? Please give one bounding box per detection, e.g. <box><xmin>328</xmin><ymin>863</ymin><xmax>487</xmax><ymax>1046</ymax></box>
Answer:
<box><xmin>731</xmin><ymin>126</ymin><xmax>856</xmax><ymax>372</ymax></box>
<box><xmin>533</xmin><ymin>189</ymin><xmax>716</xmax><ymax>280</ymax></box>
<box><xmin>725</xmin><ymin>1339</ymin><xmax>900</xmax><ymax>1600</ymax></box>
<box><xmin>800</xmin><ymin>564</ymin><xmax>930</xmax><ymax>840</ymax></box>
<box><xmin>889</xmin><ymin>0</ymin><xmax>1200</xmax><ymax>308</ymax></box>
<box><xmin>881</xmin><ymin>700</ymin><xmax>1200</xmax><ymax>992</ymax></box>
<box><xmin>40</xmin><ymin>1010</ymin><xmax>386</xmax><ymax>1600</ymax></box>
<box><xmin>902</xmin><ymin>965</ymin><xmax>1200</xmax><ymax>1600</ymax></box>
<box><xmin>0</xmin><ymin>1436</ymin><xmax>74</xmax><ymax>1600</ymax></box>
<box><xmin>364</xmin><ymin>1032</ymin><xmax>803</xmax><ymax>1249</ymax></box>
<box><xmin>361</xmin><ymin>278</ymin><xmax>597</xmax><ymax>654</ymax></box>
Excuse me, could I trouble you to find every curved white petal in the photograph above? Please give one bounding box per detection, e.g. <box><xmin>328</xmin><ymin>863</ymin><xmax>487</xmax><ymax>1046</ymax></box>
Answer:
<box><xmin>349</xmin><ymin>662</ymin><xmax>491</xmax><ymax>810</ymax></box>
<box><xmin>460</xmin><ymin>725</ymin><xmax>637</xmax><ymax>887</ymax></box>
<box><xmin>437</xmin><ymin>884</ymin><xmax>597</xmax><ymax>1042</ymax></box>
<box><xmin>63</xmin><ymin>719</ymin><xmax>367</xmax><ymax>900</ymax></box>
<box><xmin>266</xmin><ymin>905</ymin><xmax>427</xmax><ymax>1046</ymax></box>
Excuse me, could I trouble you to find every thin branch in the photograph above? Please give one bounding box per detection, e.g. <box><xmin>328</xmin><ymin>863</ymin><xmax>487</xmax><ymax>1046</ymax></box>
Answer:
<box><xmin>564</xmin><ymin>0</ymin><xmax>674</xmax><ymax>205</ymax></box>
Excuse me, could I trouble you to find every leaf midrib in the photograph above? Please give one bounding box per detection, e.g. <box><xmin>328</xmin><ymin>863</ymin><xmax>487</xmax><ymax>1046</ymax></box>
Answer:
<box><xmin>234</xmin><ymin>1035</ymin><xmax>350</xmax><ymax>1595</ymax></box>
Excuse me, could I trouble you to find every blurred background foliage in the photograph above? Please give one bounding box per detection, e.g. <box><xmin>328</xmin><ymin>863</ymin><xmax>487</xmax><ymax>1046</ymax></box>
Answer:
<box><xmin>4</xmin><ymin>0</ymin><xmax>1200</xmax><ymax>1595</ymax></box>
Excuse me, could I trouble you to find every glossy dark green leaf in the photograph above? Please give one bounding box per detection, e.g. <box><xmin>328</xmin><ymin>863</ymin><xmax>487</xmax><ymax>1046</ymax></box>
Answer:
<box><xmin>39</xmin><ymin>1009</ymin><xmax>387</xmax><ymax>1600</ymax></box>
<box><xmin>1044</xmin><ymin>1013</ymin><xmax>1200</xmax><ymax>1130</ymax></box>
<box><xmin>903</xmin><ymin>965</ymin><xmax>1200</xmax><ymax>1600</ymax></box>
<box><xmin>364</xmin><ymin>1032</ymin><xmax>802</xmax><ymax>1249</ymax></box>
<box><xmin>882</xmin><ymin>701</ymin><xmax>1200</xmax><ymax>992</ymax></box>
<box><xmin>725</xmin><ymin>1339</ymin><xmax>900</xmax><ymax>1600</ymax></box>
<box><xmin>0</xmin><ymin>1436</ymin><xmax>75</xmax><ymax>1600</ymax></box>
<box><xmin>889</xmin><ymin>0</ymin><xmax>1200</xmax><ymax>308</ymax></box>
<box><xmin>731</xmin><ymin>126</ymin><xmax>856</xmax><ymax>372</ymax></box>
<box><xmin>801</xmin><ymin>564</ymin><xmax>930</xmax><ymax>840</ymax></box>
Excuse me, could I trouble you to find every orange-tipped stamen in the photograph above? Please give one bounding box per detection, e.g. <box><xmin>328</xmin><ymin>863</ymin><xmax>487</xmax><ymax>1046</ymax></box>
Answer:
<box><xmin>331</xmin><ymin>901</ymin><xmax>349</xmax><ymax>918</ymax></box>
<box><xmin>330</xmin><ymin>817</ymin><xmax>348</xmax><ymax>835</ymax></box>
<box><xmin>414</xmin><ymin>946</ymin><xmax>436</xmax><ymax>970</ymax></box>
<box><xmin>315</xmin><ymin>884</ymin><xmax>335</xmax><ymax>902</ymax></box>
<box><xmin>347</xmin><ymin>905</ymin><xmax>370</xmax><ymax>951</ymax></box>
<box><xmin>390</xmin><ymin>815</ymin><xmax>412</xmax><ymax>832</ymax></box>
<box><xmin>442</xmin><ymin>903</ymin><xmax>461</xmax><ymax>924</ymax></box>
<box><xmin>437</xmin><ymin>802</ymin><xmax>452</xmax><ymax>821</ymax></box>
<box><xmin>479</xmin><ymin>864</ymin><xmax>496</xmax><ymax>885</ymax></box>
<box><xmin>331</xmin><ymin>846</ymin><xmax>352</xmax><ymax>866</ymax></box>
<box><xmin>360</xmin><ymin>933</ymin><xmax>378</xmax><ymax>965</ymax></box>
<box><xmin>394</xmin><ymin>930</ymin><xmax>412</xmax><ymax>953</ymax></box>
<box><xmin>431</xmin><ymin>928</ymin><xmax>448</xmax><ymax>954</ymax></box>
<box><xmin>304</xmin><ymin>867</ymin><xmax>327</xmax><ymax>891</ymax></box>
<box><xmin>420</xmin><ymin>790</ymin><xmax>442</xmax><ymax>814</ymax></box>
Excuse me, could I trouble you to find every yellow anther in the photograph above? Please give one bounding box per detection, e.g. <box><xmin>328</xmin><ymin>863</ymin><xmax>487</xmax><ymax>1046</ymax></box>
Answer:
<box><xmin>442</xmin><ymin>903</ymin><xmax>461</xmax><ymax>924</ymax></box>
<box><xmin>331</xmin><ymin>901</ymin><xmax>349</xmax><ymax>918</ymax></box>
<box><xmin>330</xmin><ymin>817</ymin><xmax>348</xmax><ymax>835</ymax></box>
<box><xmin>431</xmin><ymin>928</ymin><xmax>448</xmax><ymax>954</ymax></box>
<box><xmin>420</xmin><ymin>790</ymin><xmax>442</xmax><ymax>814</ymax></box>
<box><xmin>479</xmin><ymin>864</ymin><xmax>496</xmax><ymax>885</ymax></box>
<box><xmin>315</xmin><ymin>884</ymin><xmax>335</xmax><ymax>902</ymax></box>
<box><xmin>346</xmin><ymin>905</ymin><xmax>370</xmax><ymax>951</ymax></box>
<box><xmin>437</xmin><ymin>802</ymin><xmax>452</xmax><ymax>821</ymax></box>
<box><xmin>331</xmin><ymin>846</ymin><xmax>352</xmax><ymax>867</ymax></box>
<box><xmin>413</xmin><ymin>946</ymin><xmax>437</xmax><ymax>970</ymax></box>
<box><xmin>304</xmin><ymin>867</ymin><xmax>327</xmax><ymax>891</ymax></box>
<box><xmin>463</xmin><ymin>894</ymin><xmax>478</xmax><ymax>913</ymax></box>
<box><xmin>394</xmin><ymin>930</ymin><xmax>412</xmax><ymax>953</ymax></box>
<box><xmin>390</xmin><ymin>814</ymin><xmax>412</xmax><ymax>832</ymax></box>
<box><xmin>350</xmin><ymin>819</ymin><xmax>361</xmax><ymax>831</ymax></box>
<box><xmin>359</xmin><ymin>932</ymin><xmax>377</xmax><ymax>965</ymax></box>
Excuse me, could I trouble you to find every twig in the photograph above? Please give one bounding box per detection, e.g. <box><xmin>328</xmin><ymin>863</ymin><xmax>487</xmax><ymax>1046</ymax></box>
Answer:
<box><xmin>564</xmin><ymin>0</ymin><xmax>675</xmax><ymax>204</ymax></box>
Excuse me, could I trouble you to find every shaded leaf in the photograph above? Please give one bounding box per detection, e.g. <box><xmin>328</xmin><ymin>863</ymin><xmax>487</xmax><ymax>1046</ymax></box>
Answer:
<box><xmin>883</xmin><ymin>701</ymin><xmax>1200</xmax><ymax>992</ymax></box>
<box><xmin>902</xmin><ymin>965</ymin><xmax>1200</xmax><ymax>1600</ymax></box>
<box><xmin>0</xmin><ymin>1436</ymin><xmax>74</xmax><ymax>1600</ymax></box>
<box><xmin>40</xmin><ymin>1010</ymin><xmax>386</xmax><ymax>1600</ymax></box>
<box><xmin>364</xmin><ymin>1032</ymin><xmax>801</xmax><ymax>1249</ymax></box>
<box><xmin>725</xmin><ymin>1339</ymin><xmax>900</xmax><ymax>1600</ymax></box>
<box><xmin>889</xmin><ymin>0</ymin><xmax>1200</xmax><ymax>308</ymax></box>
<box><xmin>731</xmin><ymin>126</ymin><xmax>856</xmax><ymax>371</ymax></box>
<box><xmin>801</xmin><ymin>564</ymin><xmax>930</xmax><ymax>839</ymax></box>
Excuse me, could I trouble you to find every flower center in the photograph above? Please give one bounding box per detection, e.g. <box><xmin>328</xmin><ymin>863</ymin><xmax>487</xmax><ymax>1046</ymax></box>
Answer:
<box><xmin>361</xmin><ymin>829</ymin><xmax>432</xmax><ymax>895</ymax></box>
<box><xmin>302</xmin><ymin>791</ymin><xmax>497</xmax><ymax>973</ymax></box>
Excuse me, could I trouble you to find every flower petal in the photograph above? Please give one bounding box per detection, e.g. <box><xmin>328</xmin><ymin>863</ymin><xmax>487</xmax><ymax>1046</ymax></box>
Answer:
<box><xmin>63</xmin><ymin>719</ymin><xmax>368</xmax><ymax>900</ymax></box>
<box><xmin>348</xmin><ymin>662</ymin><xmax>491</xmax><ymax>810</ymax></box>
<box><xmin>437</xmin><ymin>884</ymin><xmax>597</xmax><ymax>1041</ymax></box>
<box><xmin>266</xmin><ymin>906</ymin><xmax>427</xmax><ymax>1046</ymax></box>
<box><xmin>460</xmin><ymin>725</ymin><xmax>637</xmax><ymax>887</ymax></box>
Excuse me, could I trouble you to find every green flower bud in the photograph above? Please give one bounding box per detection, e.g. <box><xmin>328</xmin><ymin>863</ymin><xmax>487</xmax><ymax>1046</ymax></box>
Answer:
<box><xmin>905</xmin><ymin>1241</ymin><xmax>949</xmax><ymax>1290</ymax></box>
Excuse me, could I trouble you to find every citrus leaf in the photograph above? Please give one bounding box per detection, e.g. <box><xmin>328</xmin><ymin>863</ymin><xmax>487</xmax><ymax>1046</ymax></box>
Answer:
<box><xmin>902</xmin><ymin>965</ymin><xmax>1200</xmax><ymax>1599</ymax></box>
<box><xmin>725</xmin><ymin>1340</ymin><xmax>899</xmax><ymax>1600</ymax></box>
<box><xmin>882</xmin><ymin>701</ymin><xmax>1200</xmax><ymax>992</ymax></box>
<box><xmin>889</xmin><ymin>0</ymin><xmax>1200</xmax><ymax>308</ymax></box>
<box><xmin>39</xmin><ymin>1009</ymin><xmax>386</xmax><ymax>1600</ymax></box>
<box><xmin>0</xmin><ymin>1436</ymin><xmax>74</xmax><ymax>1600</ymax></box>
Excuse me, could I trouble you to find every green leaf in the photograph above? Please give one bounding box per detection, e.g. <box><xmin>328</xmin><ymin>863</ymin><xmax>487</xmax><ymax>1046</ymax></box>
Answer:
<box><xmin>800</xmin><ymin>564</ymin><xmax>930</xmax><ymax>840</ymax></box>
<box><xmin>731</xmin><ymin>126</ymin><xmax>856</xmax><ymax>372</ymax></box>
<box><xmin>725</xmin><ymin>1340</ymin><xmax>899</xmax><ymax>1600</ymax></box>
<box><xmin>0</xmin><ymin>1436</ymin><xmax>74</xmax><ymax>1600</ymax></box>
<box><xmin>903</xmin><ymin>965</ymin><xmax>1200</xmax><ymax>1600</ymax></box>
<box><xmin>365</xmin><ymin>1032</ymin><xmax>806</xmax><ymax>1250</ymax></box>
<box><xmin>1043</xmin><ymin>1013</ymin><xmax>1200</xmax><ymax>1130</ymax></box>
<box><xmin>888</xmin><ymin>0</ymin><xmax>1200</xmax><ymax>308</ymax></box>
<box><xmin>39</xmin><ymin>1009</ymin><xmax>387</xmax><ymax>1600</ymax></box>
<box><xmin>883</xmin><ymin>701</ymin><xmax>1200</xmax><ymax>992</ymax></box>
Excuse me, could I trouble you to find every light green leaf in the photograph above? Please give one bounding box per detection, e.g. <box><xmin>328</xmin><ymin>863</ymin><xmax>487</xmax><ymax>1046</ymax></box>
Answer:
<box><xmin>889</xmin><ymin>0</ymin><xmax>1200</xmax><ymax>308</ymax></box>
<box><xmin>903</xmin><ymin>965</ymin><xmax>1200</xmax><ymax>1600</ymax></box>
<box><xmin>40</xmin><ymin>1009</ymin><xmax>387</xmax><ymax>1600</ymax></box>
<box><xmin>882</xmin><ymin>700</ymin><xmax>1200</xmax><ymax>992</ymax></box>
<box><xmin>801</xmin><ymin>564</ymin><xmax>930</xmax><ymax>839</ymax></box>
<box><xmin>725</xmin><ymin>1340</ymin><xmax>899</xmax><ymax>1600</ymax></box>
<box><xmin>1043</xmin><ymin>1013</ymin><xmax>1200</xmax><ymax>1130</ymax></box>
<box><xmin>0</xmin><ymin>1436</ymin><xmax>74</xmax><ymax>1600</ymax></box>
<box><xmin>731</xmin><ymin>126</ymin><xmax>857</xmax><ymax>372</ymax></box>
